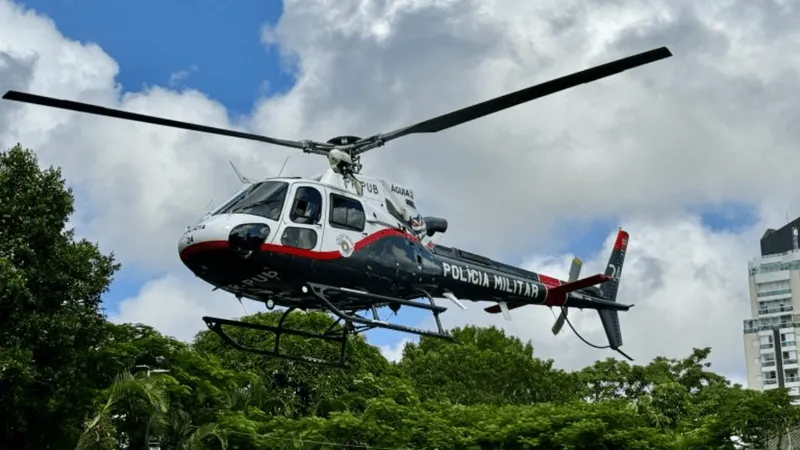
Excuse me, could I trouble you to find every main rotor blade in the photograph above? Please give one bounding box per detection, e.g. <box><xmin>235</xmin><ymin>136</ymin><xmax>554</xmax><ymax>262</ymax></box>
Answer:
<box><xmin>362</xmin><ymin>46</ymin><xmax>672</xmax><ymax>151</ymax></box>
<box><xmin>1</xmin><ymin>90</ymin><xmax>317</xmax><ymax>150</ymax></box>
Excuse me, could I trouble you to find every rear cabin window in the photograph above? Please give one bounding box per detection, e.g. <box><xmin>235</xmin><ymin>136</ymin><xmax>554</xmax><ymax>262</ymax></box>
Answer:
<box><xmin>329</xmin><ymin>194</ymin><xmax>365</xmax><ymax>232</ymax></box>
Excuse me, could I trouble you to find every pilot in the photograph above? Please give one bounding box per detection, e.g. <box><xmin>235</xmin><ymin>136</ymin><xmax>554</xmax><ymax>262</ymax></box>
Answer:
<box><xmin>293</xmin><ymin>200</ymin><xmax>319</xmax><ymax>224</ymax></box>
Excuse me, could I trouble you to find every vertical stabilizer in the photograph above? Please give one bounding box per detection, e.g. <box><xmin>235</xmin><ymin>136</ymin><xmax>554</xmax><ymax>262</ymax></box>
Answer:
<box><xmin>597</xmin><ymin>229</ymin><xmax>629</xmax><ymax>357</ymax></box>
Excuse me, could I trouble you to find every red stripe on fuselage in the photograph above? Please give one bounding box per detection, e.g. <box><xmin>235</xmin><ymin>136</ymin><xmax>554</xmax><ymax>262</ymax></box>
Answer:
<box><xmin>179</xmin><ymin>227</ymin><xmax>417</xmax><ymax>261</ymax></box>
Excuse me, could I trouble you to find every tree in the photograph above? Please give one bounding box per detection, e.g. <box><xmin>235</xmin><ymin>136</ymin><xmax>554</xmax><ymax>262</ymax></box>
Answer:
<box><xmin>397</xmin><ymin>325</ymin><xmax>582</xmax><ymax>405</ymax></box>
<box><xmin>579</xmin><ymin>347</ymin><xmax>800</xmax><ymax>448</ymax></box>
<box><xmin>0</xmin><ymin>144</ymin><xmax>120</xmax><ymax>450</ymax></box>
<box><xmin>75</xmin><ymin>371</ymin><xmax>172</xmax><ymax>450</ymax></box>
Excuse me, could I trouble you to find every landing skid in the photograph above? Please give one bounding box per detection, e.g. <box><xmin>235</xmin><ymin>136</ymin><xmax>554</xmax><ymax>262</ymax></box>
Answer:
<box><xmin>202</xmin><ymin>282</ymin><xmax>454</xmax><ymax>368</ymax></box>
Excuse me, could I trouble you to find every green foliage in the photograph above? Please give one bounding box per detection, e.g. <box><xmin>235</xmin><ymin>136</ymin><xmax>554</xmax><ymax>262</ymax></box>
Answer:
<box><xmin>398</xmin><ymin>325</ymin><xmax>582</xmax><ymax>405</ymax></box>
<box><xmin>0</xmin><ymin>145</ymin><xmax>120</xmax><ymax>450</ymax></box>
<box><xmin>3</xmin><ymin>143</ymin><xmax>800</xmax><ymax>449</ymax></box>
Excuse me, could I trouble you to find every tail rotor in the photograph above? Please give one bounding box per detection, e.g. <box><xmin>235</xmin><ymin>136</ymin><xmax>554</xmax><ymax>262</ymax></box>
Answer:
<box><xmin>551</xmin><ymin>257</ymin><xmax>582</xmax><ymax>335</ymax></box>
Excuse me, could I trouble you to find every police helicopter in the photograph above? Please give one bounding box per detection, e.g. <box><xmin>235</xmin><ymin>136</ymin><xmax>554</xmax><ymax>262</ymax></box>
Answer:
<box><xmin>2</xmin><ymin>46</ymin><xmax>672</xmax><ymax>367</ymax></box>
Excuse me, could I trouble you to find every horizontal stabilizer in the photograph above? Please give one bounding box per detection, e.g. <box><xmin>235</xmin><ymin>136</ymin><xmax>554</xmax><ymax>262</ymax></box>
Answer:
<box><xmin>544</xmin><ymin>273</ymin><xmax>611</xmax><ymax>306</ymax></box>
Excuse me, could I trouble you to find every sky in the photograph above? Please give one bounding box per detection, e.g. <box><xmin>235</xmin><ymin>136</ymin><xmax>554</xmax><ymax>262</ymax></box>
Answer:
<box><xmin>2</xmin><ymin>0</ymin><xmax>799</xmax><ymax>383</ymax></box>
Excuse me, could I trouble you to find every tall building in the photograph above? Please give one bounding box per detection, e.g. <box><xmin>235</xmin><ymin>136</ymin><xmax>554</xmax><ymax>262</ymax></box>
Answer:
<box><xmin>743</xmin><ymin>217</ymin><xmax>800</xmax><ymax>403</ymax></box>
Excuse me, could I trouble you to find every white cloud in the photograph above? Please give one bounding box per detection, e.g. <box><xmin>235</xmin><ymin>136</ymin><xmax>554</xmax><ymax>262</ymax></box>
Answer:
<box><xmin>1</xmin><ymin>0</ymin><xmax>799</xmax><ymax>378</ymax></box>
<box><xmin>111</xmin><ymin>274</ymin><xmax>262</xmax><ymax>342</ymax></box>
<box><xmin>168</xmin><ymin>64</ymin><xmax>199</xmax><ymax>88</ymax></box>
<box><xmin>377</xmin><ymin>338</ymin><xmax>412</xmax><ymax>363</ymax></box>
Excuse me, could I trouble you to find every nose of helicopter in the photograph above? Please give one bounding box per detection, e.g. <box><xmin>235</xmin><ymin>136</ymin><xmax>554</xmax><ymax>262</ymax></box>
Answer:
<box><xmin>177</xmin><ymin>215</ymin><xmax>276</xmax><ymax>284</ymax></box>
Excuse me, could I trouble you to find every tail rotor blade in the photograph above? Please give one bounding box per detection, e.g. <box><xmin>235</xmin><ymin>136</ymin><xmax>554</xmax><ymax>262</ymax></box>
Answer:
<box><xmin>552</xmin><ymin>308</ymin><xmax>567</xmax><ymax>335</ymax></box>
<box><xmin>568</xmin><ymin>257</ymin><xmax>582</xmax><ymax>282</ymax></box>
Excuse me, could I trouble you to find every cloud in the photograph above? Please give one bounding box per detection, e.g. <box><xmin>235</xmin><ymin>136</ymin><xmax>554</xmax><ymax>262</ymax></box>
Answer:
<box><xmin>377</xmin><ymin>338</ymin><xmax>412</xmax><ymax>363</ymax></box>
<box><xmin>1</xmin><ymin>0</ymin><xmax>798</xmax><ymax>377</ymax></box>
<box><xmin>110</xmin><ymin>274</ymin><xmax>261</xmax><ymax>342</ymax></box>
<box><xmin>168</xmin><ymin>64</ymin><xmax>199</xmax><ymax>88</ymax></box>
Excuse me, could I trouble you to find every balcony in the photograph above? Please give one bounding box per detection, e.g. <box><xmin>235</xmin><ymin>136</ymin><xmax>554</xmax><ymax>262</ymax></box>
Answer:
<box><xmin>765</xmin><ymin>378</ymin><xmax>779</xmax><ymax>386</ymax></box>
<box><xmin>758</xmin><ymin>305</ymin><xmax>794</xmax><ymax>315</ymax></box>
<box><xmin>784</xmin><ymin>340</ymin><xmax>797</xmax><ymax>347</ymax></box>
<box><xmin>761</xmin><ymin>343</ymin><xmax>774</xmax><ymax>350</ymax></box>
<box><xmin>786</xmin><ymin>358</ymin><xmax>799</xmax><ymax>365</ymax></box>
<box><xmin>743</xmin><ymin>314</ymin><xmax>800</xmax><ymax>333</ymax></box>
<box><xmin>786</xmin><ymin>376</ymin><xmax>800</xmax><ymax>383</ymax></box>
<box><xmin>750</xmin><ymin>251</ymin><xmax>800</xmax><ymax>275</ymax></box>
<box><xmin>757</xmin><ymin>289</ymin><xmax>793</xmax><ymax>298</ymax></box>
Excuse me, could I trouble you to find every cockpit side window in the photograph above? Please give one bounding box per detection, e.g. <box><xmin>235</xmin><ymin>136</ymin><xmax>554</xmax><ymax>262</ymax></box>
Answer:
<box><xmin>290</xmin><ymin>186</ymin><xmax>323</xmax><ymax>225</ymax></box>
<box><xmin>329</xmin><ymin>194</ymin><xmax>365</xmax><ymax>232</ymax></box>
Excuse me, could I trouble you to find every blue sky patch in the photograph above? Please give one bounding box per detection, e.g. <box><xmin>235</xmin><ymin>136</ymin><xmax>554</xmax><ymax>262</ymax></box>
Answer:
<box><xmin>101</xmin><ymin>266</ymin><xmax>153</xmax><ymax>317</ymax></box>
<box><xmin>694</xmin><ymin>201</ymin><xmax>758</xmax><ymax>233</ymax></box>
<box><xmin>23</xmin><ymin>0</ymin><xmax>294</xmax><ymax>117</ymax></box>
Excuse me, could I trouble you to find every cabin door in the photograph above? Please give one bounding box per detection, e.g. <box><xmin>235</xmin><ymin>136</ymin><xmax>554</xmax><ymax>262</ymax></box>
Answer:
<box><xmin>277</xmin><ymin>182</ymin><xmax>326</xmax><ymax>252</ymax></box>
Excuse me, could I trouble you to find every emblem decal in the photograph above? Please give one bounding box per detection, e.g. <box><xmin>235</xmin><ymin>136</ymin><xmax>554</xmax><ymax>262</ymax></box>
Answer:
<box><xmin>336</xmin><ymin>234</ymin><xmax>355</xmax><ymax>257</ymax></box>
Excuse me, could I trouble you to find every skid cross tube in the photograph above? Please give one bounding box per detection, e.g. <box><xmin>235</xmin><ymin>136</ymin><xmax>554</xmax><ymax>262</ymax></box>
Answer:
<box><xmin>305</xmin><ymin>283</ymin><xmax>454</xmax><ymax>340</ymax></box>
<box><xmin>202</xmin><ymin>308</ymin><xmax>352</xmax><ymax>368</ymax></box>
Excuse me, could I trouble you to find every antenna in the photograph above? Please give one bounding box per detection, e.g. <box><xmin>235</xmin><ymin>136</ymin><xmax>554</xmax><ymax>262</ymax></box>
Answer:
<box><xmin>277</xmin><ymin>156</ymin><xmax>289</xmax><ymax>177</ymax></box>
<box><xmin>228</xmin><ymin>161</ymin><xmax>255</xmax><ymax>184</ymax></box>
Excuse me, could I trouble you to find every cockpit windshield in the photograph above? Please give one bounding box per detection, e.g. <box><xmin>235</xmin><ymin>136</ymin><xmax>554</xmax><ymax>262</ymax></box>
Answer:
<box><xmin>212</xmin><ymin>181</ymin><xmax>289</xmax><ymax>221</ymax></box>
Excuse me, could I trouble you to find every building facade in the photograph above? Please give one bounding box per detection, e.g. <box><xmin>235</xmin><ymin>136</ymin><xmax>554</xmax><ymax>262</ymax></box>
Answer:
<box><xmin>743</xmin><ymin>221</ymin><xmax>800</xmax><ymax>403</ymax></box>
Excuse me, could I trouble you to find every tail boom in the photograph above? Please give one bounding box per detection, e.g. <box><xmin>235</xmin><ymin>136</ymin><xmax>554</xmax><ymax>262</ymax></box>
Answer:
<box><xmin>482</xmin><ymin>272</ymin><xmax>614</xmax><ymax>313</ymax></box>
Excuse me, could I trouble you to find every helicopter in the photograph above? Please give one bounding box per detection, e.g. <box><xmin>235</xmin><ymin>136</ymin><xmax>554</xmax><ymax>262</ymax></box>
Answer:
<box><xmin>2</xmin><ymin>46</ymin><xmax>672</xmax><ymax>367</ymax></box>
